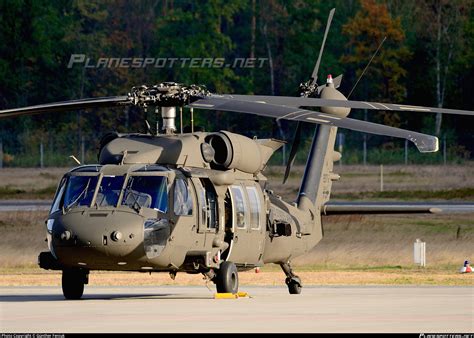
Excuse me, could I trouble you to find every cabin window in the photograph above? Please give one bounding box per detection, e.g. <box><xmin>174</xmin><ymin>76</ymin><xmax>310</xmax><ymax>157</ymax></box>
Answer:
<box><xmin>231</xmin><ymin>185</ymin><xmax>247</xmax><ymax>228</ymax></box>
<box><xmin>174</xmin><ymin>178</ymin><xmax>193</xmax><ymax>216</ymax></box>
<box><xmin>122</xmin><ymin>176</ymin><xmax>168</xmax><ymax>212</ymax></box>
<box><xmin>246</xmin><ymin>186</ymin><xmax>261</xmax><ymax>230</ymax></box>
<box><xmin>63</xmin><ymin>175</ymin><xmax>99</xmax><ymax>210</ymax></box>
<box><xmin>96</xmin><ymin>175</ymin><xmax>125</xmax><ymax>207</ymax></box>
<box><xmin>194</xmin><ymin>179</ymin><xmax>208</xmax><ymax>228</ymax></box>
<box><xmin>201</xmin><ymin>179</ymin><xmax>218</xmax><ymax>229</ymax></box>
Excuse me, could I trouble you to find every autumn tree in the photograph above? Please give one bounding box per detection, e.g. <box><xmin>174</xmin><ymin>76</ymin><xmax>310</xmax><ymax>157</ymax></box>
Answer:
<box><xmin>341</xmin><ymin>0</ymin><xmax>410</xmax><ymax>116</ymax></box>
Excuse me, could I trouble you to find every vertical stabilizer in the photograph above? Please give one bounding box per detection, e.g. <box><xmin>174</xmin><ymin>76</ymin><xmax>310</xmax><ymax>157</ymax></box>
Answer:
<box><xmin>296</xmin><ymin>125</ymin><xmax>339</xmax><ymax>212</ymax></box>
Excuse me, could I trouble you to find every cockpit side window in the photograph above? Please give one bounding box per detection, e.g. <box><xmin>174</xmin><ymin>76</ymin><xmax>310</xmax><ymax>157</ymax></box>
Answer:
<box><xmin>122</xmin><ymin>176</ymin><xmax>168</xmax><ymax>212</ymax></box>
<box><xmin>174</xmin><ymin>178</ymin><xmax>193</xmax><ymax>216</ymax></box>
<box><xmin>50</xmin><ymin>177</ymin><xmax>67</xmax><ymax>214</ymax></box>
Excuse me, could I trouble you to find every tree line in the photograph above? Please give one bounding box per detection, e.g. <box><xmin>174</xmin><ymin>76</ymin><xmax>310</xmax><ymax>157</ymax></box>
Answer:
<box><xmin>0</xmin><ymin>0</ymin><xmax>472</xmax><ymax>167</ymax></box>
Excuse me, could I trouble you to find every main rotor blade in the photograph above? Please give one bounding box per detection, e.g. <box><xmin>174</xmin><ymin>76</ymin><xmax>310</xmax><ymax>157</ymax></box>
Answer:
<box><xmin>221</xmin><ymin>95</ymin><xmax>474</xmax><ymax>117</ymax></box>
<box><xmin>311</xmin><ymin>8</ymin><xmax>335</xmax><ymax>85</ymax></box>
<box><xmin>189</xmin><ymin>96</ymin><xmax>438</xmax><ymax>153</ymax></box>
<box><xmin>0</xmin><ymin>96</ymin><xmax>130</xmax><ymax>119</ymax></box>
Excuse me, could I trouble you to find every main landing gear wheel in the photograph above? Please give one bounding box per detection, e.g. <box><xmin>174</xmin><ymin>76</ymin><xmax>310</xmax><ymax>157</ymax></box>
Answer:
<box><xmin>280</xmin><ymin>262</ymin><xmax>302</xmax><ymax>295</ymax></box>
<box><xmin>62</xmin><ymin>269</ymin><xmax>88</xmax><ymax>300</ymax></box>
<box><xmin>215</xmin><ymin>261</ymin><xmax>239</xmax><ymax>294</ymax></box>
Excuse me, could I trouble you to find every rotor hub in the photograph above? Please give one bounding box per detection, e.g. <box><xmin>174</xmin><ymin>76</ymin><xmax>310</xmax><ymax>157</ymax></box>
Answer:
<box><xmin>128</xmin><ymin>82</ymin><xmax>210</xmax><ymax>108</ymax></box>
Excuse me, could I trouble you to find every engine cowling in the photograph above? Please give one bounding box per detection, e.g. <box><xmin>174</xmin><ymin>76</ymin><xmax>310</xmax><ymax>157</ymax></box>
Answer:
<box><xmin>204</xmin><ymin>131</ymin><xmax>264</xmax><ymax>174</ymax></box>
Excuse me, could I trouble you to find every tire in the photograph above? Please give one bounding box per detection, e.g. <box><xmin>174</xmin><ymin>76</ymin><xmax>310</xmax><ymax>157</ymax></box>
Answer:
<box><xmin>215</xmin><ymin>261</ymin><xmax>239</xmax><ymax>294</ymax></box>
<box><xmin>287</xmin><ymin>278</ymin><xmax>302</xmax><ymax>295</ymax></box>
<box><xmin>62</xmin><ymin>269</ymin><xmax>85</xmax><ymax>300</ymax></box>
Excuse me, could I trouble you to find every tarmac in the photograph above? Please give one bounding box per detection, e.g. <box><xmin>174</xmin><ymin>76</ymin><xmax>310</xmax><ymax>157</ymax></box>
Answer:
<box><xmin>1</xmin><ymin>286</ymin><xmax>473</xmax><ymax>333</ymax></box>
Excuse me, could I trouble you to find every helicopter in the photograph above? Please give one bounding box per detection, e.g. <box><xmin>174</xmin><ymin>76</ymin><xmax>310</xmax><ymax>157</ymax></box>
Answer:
<box><xmin>1</xmin><ymin>9</ymin><xmax>473</xmax><ymax>300</ymax></box>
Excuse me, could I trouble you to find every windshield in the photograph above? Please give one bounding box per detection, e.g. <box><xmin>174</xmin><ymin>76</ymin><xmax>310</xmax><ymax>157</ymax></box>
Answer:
<box><xmin>122</xmin><ymin>176</ymin><xmax>168</xmax><ymax>212</ymax></box>
<box><xmin>63</xmin><ymin>175</ymin><xmax>99</xmax><ymax>210</ymax></box>
<box><xmin>95</xmin><ymin>175</ymin><xmax>125</xmax><ymax>207</ymax></box>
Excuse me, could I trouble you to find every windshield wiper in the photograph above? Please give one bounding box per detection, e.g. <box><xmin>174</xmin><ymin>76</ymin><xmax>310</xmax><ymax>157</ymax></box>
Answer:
<box><xmin>125</xmin><ymin>190</ymin><xmax>142</xmax><ymax>213</ymax></box>
<box><xmin>65</xmin><ymin>179</ymin><xmax>91</xmax><ymax>211</ymax></box>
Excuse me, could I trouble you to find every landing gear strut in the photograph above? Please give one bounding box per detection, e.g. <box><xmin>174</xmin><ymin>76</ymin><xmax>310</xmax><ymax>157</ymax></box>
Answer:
<box><xmin>280</xmin><ymin>262</ymin><xmax>302</xmax><ymax>294</ymax></box>
<box><xmin>214</xmin><ymin>261</ymin><xmax>239</xmax><ymax>294</ymax></box>
<box><xmin>62</xmin><ymin>269</ymin><xmax>88</xmax><ymax>300</ymax></box>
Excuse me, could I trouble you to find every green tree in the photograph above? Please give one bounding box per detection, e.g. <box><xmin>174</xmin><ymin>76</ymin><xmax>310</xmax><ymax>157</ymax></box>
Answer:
<box><xmin>412</xmin><ymin>0</ymin><xmax>471</xmax><ymax>136</ymax></box>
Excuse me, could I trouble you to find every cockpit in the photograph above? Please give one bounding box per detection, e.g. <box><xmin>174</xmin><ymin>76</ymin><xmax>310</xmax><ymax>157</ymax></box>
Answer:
<box><xmin>47</xmin><ymin>164</ymin><xmax>202</xmax><ymax>262</ymax></box>
<box><xmin>50</xmin><ymin>165</ymin><xmax>172</xmax><ymax>214</ymax></box>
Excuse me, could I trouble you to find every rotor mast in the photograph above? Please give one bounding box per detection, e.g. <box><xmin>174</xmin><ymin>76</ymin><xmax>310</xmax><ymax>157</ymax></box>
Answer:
<box><xmin>161</xmin><ymin>107</ymin><xmax>177</xmax><ymax>134</ymax></box>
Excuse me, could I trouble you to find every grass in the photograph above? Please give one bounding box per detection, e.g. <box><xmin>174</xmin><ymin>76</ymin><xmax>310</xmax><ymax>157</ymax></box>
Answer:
<box><xmin>0</xmin><ymin>185</ymin><xmax>57</xmax><ymax>199</ymax></box>
<box><xmin>332</xmin><ymin>188</ymin><xmax>474</xmax><ymax>200</ymax></box>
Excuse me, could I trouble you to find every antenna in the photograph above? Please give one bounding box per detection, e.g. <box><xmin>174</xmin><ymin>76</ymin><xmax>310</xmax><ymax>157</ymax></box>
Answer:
<box><xmin>69</xmin><ymin>155</ymin><xmax>81</xmax><ymax>165</ymax></box>
<box><xmin>347</xmin><ymin>36</ymin><xmax>387</xmax><ymax>99</ymax></box>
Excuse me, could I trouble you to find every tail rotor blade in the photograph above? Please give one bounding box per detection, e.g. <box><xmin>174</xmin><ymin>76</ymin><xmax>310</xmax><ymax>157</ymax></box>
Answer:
<box><xmin>285</xmin><ymin>8</ymin><xmax>335</xmax><ymax>184</ymax></box>
<box><xmin>283</xmin><ymin>122</ymin><xmax>303</xmax><ymax>184</ymax></box>
<box><xmin>311</xmin><ymin>8</ymin><xmax>335</xmax><ymax>86</ymax></box>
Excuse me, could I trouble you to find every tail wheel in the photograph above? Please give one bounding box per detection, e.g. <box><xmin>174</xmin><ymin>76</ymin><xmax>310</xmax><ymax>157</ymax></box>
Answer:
<box><xmin>215</xmin><ymin>261</ymin><xmax>239</xmax><ymax>294</ymax></box>
<box><xmin>62</xmin><ymin>269</ymin><xmax>87</xmax><ymax>300</ymax></box>
<box><xmin>287</xmin><ymin>278</ymin><xmax>302</xmax><ymax>294</ymax></box>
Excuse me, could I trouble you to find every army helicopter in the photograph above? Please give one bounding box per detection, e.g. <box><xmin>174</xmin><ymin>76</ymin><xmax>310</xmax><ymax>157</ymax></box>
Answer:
<box><xmin>1</xmin><ymin>9</ymin><xmax>473</xmax><ymax>300</ymax></box>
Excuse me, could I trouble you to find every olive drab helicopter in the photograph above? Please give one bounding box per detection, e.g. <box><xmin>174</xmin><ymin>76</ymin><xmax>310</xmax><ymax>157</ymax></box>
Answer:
<box><xmin>1</xmin><ymin>8</ymin><xmax>473</xmax><ymax>300</ymax></box>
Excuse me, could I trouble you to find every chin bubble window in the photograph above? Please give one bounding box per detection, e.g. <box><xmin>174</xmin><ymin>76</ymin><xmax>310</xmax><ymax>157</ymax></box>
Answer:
<box><xmin>174</xmin><ymin>178</ymin><xmax>193</xmax><ymax>216</ymax></box>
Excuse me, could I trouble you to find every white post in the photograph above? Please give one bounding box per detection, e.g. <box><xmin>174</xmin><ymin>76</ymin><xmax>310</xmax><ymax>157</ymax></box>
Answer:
<box><xmin>380</xmin><ymin>164</ymin><xmax>384</xmax><ymax>192</ymax></box>
<box><xmin>414</xmin><ymin>238</ymin><xmax>426</xmax><ymax>267</ymax></box>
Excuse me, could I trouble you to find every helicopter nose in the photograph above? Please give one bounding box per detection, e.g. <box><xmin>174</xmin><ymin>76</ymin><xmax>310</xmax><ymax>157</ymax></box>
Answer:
<box><xmin>52</xmin><ymin>209</ymin><xmax>145</xmax><ymax>268</ymax></box>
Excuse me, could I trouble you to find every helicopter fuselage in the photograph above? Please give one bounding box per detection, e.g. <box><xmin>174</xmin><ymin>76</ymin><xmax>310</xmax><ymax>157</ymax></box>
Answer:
<box><xmin>40</xmin><ymin>132</ymin><xmax>322</xmax><ymax>275</ymax></box>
